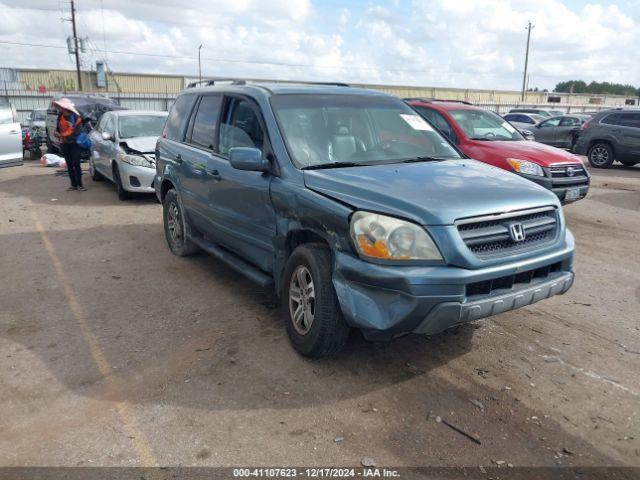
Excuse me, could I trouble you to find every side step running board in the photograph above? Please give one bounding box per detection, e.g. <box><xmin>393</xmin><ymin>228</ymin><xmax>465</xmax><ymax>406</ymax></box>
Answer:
<box><xmin>189</xmin><ymin>235</ymin><xmax>274</xmax><ymax>288</ymax></box>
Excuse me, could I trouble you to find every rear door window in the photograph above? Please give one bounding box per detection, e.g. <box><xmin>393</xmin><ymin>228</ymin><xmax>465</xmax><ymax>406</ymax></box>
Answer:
<box><xmin>601</xmin><ymin>113</ymin><xmax>622</xmax><ymax>126</ymax></box>
<box><xmin>189</xmin><ymin>95</ymin><xmax>222</xmax><ymax>150</ymax></box>
<box><xmin>164</xmin><ymin>94</ymin><xmax>194</xmax><ymax>141</ymax></box>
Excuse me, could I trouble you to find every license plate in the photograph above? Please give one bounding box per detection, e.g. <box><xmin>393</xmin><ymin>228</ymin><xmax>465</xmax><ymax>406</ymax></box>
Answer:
<box><xmin>565</xmin><ymin>187</ymin><xmax>580</xmax><ymax>201</ymax></box>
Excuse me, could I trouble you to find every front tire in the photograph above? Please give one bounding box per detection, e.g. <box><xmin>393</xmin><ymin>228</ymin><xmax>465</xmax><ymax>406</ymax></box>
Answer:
<box><xmin>282</xmin><ymin>244</ymin><xmax>350</xmax><ymax>357</ymax></box>
<box><xmin>113</xmin><ymin>165</ymin><xmax>129</xmax><ymax>200</ymax></box>
<box><xmin>162</xmin><ymin>189</ymin><xmax>199</xmax><ymax>256</ymax></box>
<box><xmin>588</xmin><ymin>143</ymin><xmax>614</xmax><ymax>168</ymax></box>
<box><xmin>89</xmin><ymin>158</ymin><xmax>104</xmax><ymax>181</ymax></box>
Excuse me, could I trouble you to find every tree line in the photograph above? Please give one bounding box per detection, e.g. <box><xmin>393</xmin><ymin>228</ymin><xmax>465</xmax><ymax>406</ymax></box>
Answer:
<box><xmin>554</xmin><ymin>80</ymin><xmax>639</xmax><ymax>97</ymax></box>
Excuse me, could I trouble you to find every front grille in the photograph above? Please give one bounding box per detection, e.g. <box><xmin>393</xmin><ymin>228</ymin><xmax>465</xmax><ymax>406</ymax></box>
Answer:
<box><xmin>549</xmin><ymin>164</ymin><xmax>589</xmax><ymax>187</ymax></box>
<box><xmin>466</xmin><ymin>262</ymin><xmax>562</xmax><ymax>298</ymax></box>
<box><xmin>457</xmin><ymin>207</ymin><xmax>558</xmax><ymax>257</ymax></box>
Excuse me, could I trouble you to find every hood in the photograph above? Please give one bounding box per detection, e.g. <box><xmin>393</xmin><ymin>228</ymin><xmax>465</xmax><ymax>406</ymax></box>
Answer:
<box><xmin>470</xmin><ymin>139</ymin><xmax>582</xmax><ymax>167</ymax></box>
<box><xmin>303</xmin><ymin>160</ymin><xmax>559</xmax><ymax>226</ymax></box>
<box><xmin>120</xmin><ymin>136</ymin><xmax>158</xmax><ymax>154</ymax></box>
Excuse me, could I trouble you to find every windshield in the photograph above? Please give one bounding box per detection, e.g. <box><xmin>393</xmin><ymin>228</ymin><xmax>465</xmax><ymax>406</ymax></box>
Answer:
<box><xmin>32</xmin><ymin>110</ymin><xmax>47</xmax><ymax>121</ymax></box>
<box><xmin>118</xmin><ymin>115</ymin><xmax>167</xmax><ymax>139</ymax></box>
<box><xmin>271</xmin><ymin>94</ymin><xmax>461</xmax><ymax>168</ymax></box>
<box><xmin>450</xmin><ymin>109</ymin><xmax>524</xmax><ymax>141</ymax></box>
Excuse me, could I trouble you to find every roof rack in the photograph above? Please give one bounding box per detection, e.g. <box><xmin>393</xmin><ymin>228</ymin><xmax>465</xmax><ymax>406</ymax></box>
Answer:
<box><xmin>186</xmin><ymin>79</ymin><xmax>247</xmax><ymax>88</ymax></box>
<box><xmin>404</xmin><ymin>97</ymin><xmax>473</xmax><ymax>105</ymax></box>
<box><xmin>186</xmin><ymin>79</ymin><xmax>351</xmax><ymax>89</ymax></box>
<box><xmin>303</xmin><ymin>81</ymin><xmax>350</xmax><ymax>87</ymax></box>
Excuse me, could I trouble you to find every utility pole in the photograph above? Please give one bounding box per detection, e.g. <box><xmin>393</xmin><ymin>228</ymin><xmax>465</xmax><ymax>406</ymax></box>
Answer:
<box><xmin>198</xmin><ymin>44</ymin><xmax>203</xmax><ymax>83</ymax></box>
<box><xmin>71</xmin><ymin>0</ymin><xmax>83</xmax><ymax>91</ymax></box>
<box><xmin>521</xmin><ymin>21</ymin><xmax>534</xmax><ymax>102</ymax></box>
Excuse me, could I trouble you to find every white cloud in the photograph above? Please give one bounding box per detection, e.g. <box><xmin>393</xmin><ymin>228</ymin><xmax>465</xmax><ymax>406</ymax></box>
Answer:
<box><xmin>0</xmin><ymin>0</ymin><xmax>637</xmax><ymax>91</ymax></box>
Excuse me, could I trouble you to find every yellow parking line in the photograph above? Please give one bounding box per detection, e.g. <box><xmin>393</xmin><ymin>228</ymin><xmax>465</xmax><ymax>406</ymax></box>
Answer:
<box><xmin>33</xmin><ymin>213</ymin><xmax>158</xmax><ymax>468</ymax></box>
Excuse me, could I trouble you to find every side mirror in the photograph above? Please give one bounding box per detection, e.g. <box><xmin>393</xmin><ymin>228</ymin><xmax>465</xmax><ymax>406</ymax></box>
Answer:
<box><xmin>102</xmin><ymin>131</ymin><xmax>113</xmax><ymax>141</ymax></box>
<box><xmin>229</xmin><ymin>147</ymin><xmax>268</xmax><ymax>172</ymax></box>
<box><xmin>26</xmin><ymin>116</ymin><xmax>32</xmax><ymax>122</ymax></box>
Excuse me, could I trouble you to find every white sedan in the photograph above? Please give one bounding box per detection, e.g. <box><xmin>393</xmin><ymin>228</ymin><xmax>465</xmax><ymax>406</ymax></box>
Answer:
<box><xmin>89</xmin><ymin>110</ymin><xmax>168</xmax><ymax>200</ymax></box>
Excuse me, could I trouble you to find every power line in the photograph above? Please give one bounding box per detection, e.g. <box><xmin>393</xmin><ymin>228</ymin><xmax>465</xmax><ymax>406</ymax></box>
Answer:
<box><xmin>0</xmin><ymin>40</ymin><xmax>430</xmax><ymax>74</ymax></box>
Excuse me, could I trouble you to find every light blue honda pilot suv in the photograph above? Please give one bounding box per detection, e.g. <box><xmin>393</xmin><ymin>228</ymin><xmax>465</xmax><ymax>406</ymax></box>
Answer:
<box><xmin>155</xmin><ymin>81</ymin><xmax>575</xmax><ymax>357</ymax></box>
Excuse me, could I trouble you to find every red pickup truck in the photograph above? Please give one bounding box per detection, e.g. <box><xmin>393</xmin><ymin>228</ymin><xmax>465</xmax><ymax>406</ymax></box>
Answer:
<box><xmin>407</xmin><ymin>99</ymin><xmax>589</xmax><ymax>204</ymax></box>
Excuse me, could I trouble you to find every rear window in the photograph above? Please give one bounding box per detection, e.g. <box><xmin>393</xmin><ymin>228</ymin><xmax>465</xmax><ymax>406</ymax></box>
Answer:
<box><xmin>164</xmin><ymin>95</ymin><xmax>194</xmax><ymax>141</ymax></box>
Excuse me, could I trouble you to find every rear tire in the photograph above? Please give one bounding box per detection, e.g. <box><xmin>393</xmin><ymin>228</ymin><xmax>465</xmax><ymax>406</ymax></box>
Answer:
<box><xmin>113</xmin><ymin>165</ymin><xmax>129</xmax><ymax>200</ymax></box>
<box><xmin>162</xmin><ymin>189</ymin><xmax>199</xmax><ymax>256</ymax></box>
<box><xmin>282</xmin><ymin>244</ymin><xmax>350</xmax><ymax>357</ymax></box>
<box><xmin>588</xmin><ymin>143</ymin><xmax>614</xmax><ymax>168</ymax></box>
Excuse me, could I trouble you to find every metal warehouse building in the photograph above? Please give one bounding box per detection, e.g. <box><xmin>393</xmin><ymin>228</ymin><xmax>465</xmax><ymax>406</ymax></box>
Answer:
<box><xmin>2</xmin><ymin>67</ymin><xmax>638</xmax><ymax>122</ymax></box>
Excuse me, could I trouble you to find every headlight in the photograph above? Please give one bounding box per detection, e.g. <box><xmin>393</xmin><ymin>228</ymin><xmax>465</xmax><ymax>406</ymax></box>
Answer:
<box><xmin>350</xmin><ymin>211</ymin><xmax>442</xmax><ymax>261</ymax></box>
<box><xmin>119</xmin><ymin>154</ymin><xmax>152</xmax><ymax>167</ymax></box>
<box><xmin>506</xmin><ymin>158</ymin><xmax>544</xmax><ymax>176</ymax></box>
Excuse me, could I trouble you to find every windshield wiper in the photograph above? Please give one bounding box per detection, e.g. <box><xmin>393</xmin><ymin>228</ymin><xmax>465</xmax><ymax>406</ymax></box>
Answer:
<box><xmin>400</xmin><ymin>156</ymin><xmax>448</xmax><ymax>163</ymax></box>
<box><xmin>301</xmin><ymin>161</ymin><xmax>363</xmax><ymax>170</ymax></box>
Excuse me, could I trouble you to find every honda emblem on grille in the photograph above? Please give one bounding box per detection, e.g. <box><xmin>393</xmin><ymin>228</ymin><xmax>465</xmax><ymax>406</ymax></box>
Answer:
<box><xmin>508</xmin><ymin>222</ymin><xmax>526</xmax><ymax>242</ymax></box>
<box><xmin>566</xmin><ymin>166</ymin><xmax>576</xmax><ymax>177</ymax></box>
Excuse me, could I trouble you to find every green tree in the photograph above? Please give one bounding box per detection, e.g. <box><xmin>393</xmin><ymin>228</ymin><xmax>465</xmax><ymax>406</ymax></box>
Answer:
<box><xmin>554</xmin><ymin>80</ymin><xmax>637</xmax><ymax>96</ymax></box>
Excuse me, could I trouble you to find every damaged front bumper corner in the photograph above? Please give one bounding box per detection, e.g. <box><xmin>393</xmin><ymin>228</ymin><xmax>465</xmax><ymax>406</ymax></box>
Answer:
<box><xmin>332</xmin><ymin>247</ymin><xmax>574</xmax><ymax>341</ymax></box>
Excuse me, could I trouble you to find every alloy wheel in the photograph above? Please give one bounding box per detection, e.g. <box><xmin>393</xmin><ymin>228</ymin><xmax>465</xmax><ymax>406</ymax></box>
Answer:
<box><xmin>167</xmin><ymin>202</ymin><xmax>182</xmax><ymax>245</ymax></box>
<box><xmin>590</xmin><ymin>146</ymin><xmax>609</xmax><ymax>166</ymax></box>
<box><xmin>289</xmin><ymin>265</ymin><xmax>316</xmax><ymax>335</ymax></box>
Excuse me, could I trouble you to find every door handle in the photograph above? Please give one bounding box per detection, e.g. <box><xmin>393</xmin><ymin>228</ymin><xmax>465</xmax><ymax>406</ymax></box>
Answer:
<box><xmin>9</xmin><ymin>130</ymin><xmax>20</xmax><ymax>135</ymax></box>
<box><xmin>206</xmin><ymin>169</ymin><xmax>221</xmax><ymax>180</ymax></box>
<box><xmin>174</xmin><ymin>153</ymin><xmax>183</xmax><ymax>164</ymax></box>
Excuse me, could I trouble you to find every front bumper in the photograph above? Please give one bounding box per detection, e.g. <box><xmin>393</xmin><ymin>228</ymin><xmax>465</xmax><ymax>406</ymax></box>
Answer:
<box><xmin>117</xmin><ymin>161</ymin><xmax>156</xmax><ymax>193</ymax></box>
<box><xmin>332</xmin><ymin>234</ymin><xmax>574</xmax><ymax>340</ymax></box>
<box><xmin>520</xmin><ymin>170</ymin><xmax>589</xmax><ymax>204</ymax></box>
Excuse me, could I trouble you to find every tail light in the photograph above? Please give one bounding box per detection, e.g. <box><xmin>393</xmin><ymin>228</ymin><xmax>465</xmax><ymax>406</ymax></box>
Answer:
<box><xmin>581</xmin><ymin>120</ymin><xmax>591</xmax><ymax>130</ymax></box>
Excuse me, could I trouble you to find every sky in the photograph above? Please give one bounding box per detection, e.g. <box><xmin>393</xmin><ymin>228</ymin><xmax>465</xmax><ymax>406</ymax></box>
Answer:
<box><xmin>1</xmin><ymin>0</ymin><xmax>639</xmax><ymax>91</ymax></box>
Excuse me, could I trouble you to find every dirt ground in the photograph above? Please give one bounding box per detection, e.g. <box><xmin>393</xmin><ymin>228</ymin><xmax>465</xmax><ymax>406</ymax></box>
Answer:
<box><xmin>0</xmin><ymin>158</ymin><xmax>639</xmax><ymax>469</ymax></box>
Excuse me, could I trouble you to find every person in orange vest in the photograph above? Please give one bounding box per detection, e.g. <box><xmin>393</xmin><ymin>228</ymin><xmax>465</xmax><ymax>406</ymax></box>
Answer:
<box><xmin>53</xmin><ymin>98</ymin><xmax>86</xmax><ymax>191</ymax></box>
